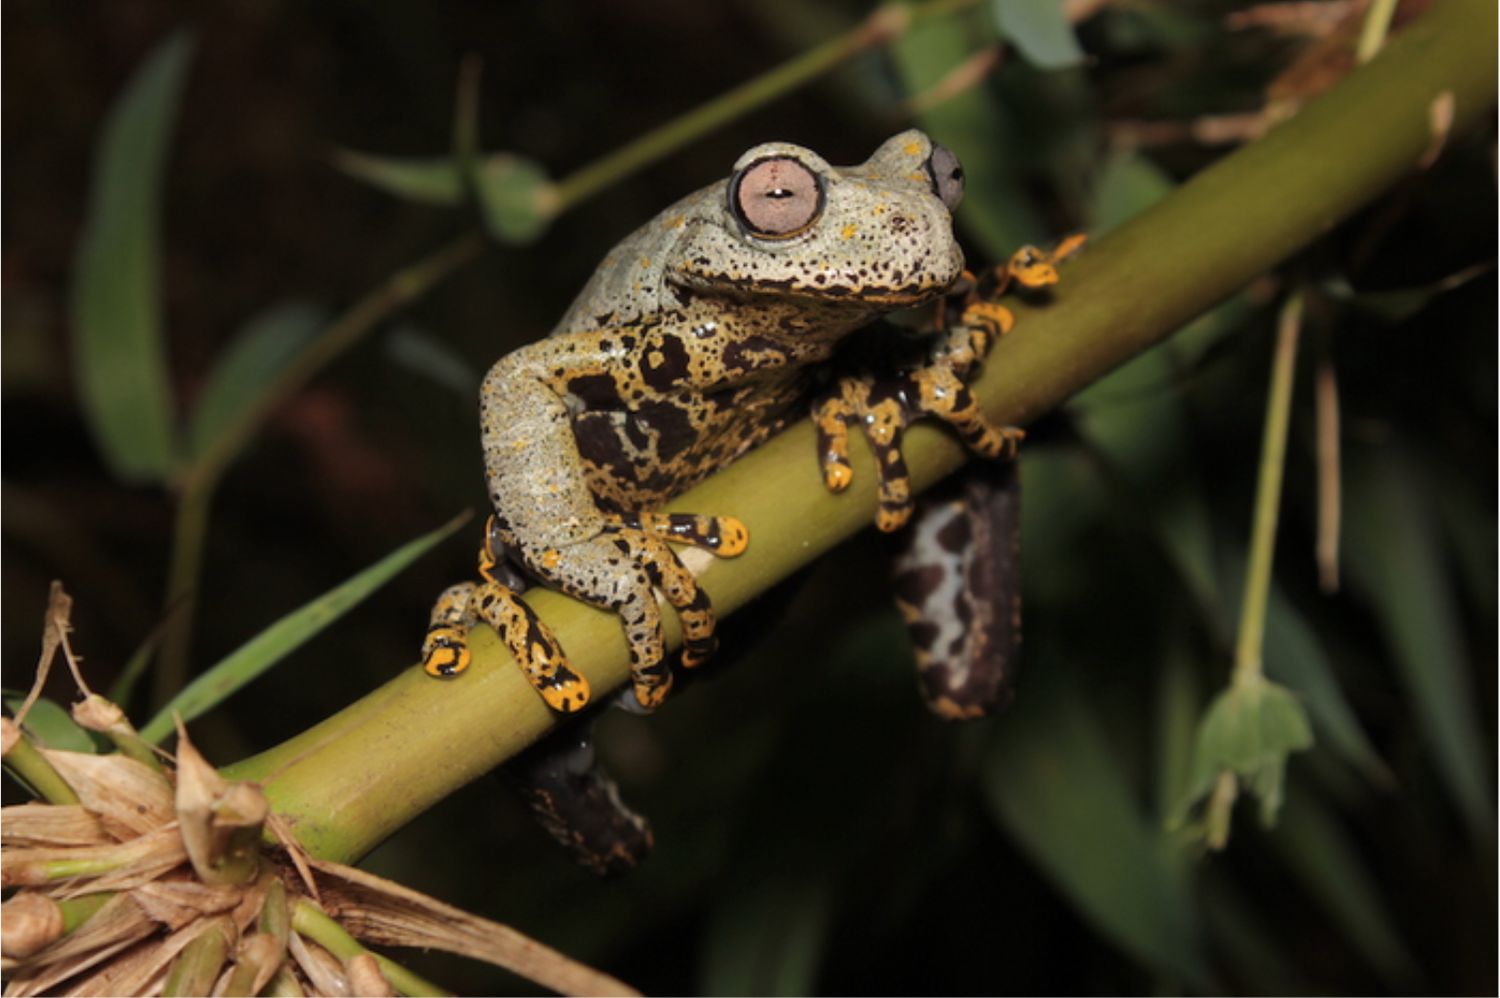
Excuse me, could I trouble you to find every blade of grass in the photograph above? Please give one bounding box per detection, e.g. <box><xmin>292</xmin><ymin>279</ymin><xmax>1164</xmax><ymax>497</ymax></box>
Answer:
<box><xmin>1342</xmin><ymin>445</ymin><xmax>1492</xmax><ymax>839</ymax></box>
<box><xmin>187</xmin><ymin>302</ymin><xmax>325</xmax><ymax>459</ymax></box>
<box><xmin>141</xmin><ymin>513</ymin><xmax>468</xmax><ymax>743</ymax></box>
<box><xmin>2</xmin><ymin>693</ymin><xmax>100</xmax><ymax>753</ymax></box>
<box><xmin>153</xmin><ymin>230</ymin><xmax>485</xmax><ymax>709</ymax></box>
<box><xmin>331</xmin><ymin>150</ymin><xmax>464</xmax><ymax>206</ymax></box>
<box><xmin>982</xmin><ymin>653</ymin><xmax>1210</xmax><ymax>988</ymax></box>
<box><xmin>1263</xmin><ymin>586</ymin><xmax>1391</xmax><ymax>785</ymax></box>
<box><xmin>1272</xmin><ymin>782</ymin><xmax>1420</xmax><ymax>987</ymax></box>
<box><xmin>70</xmin><ymin>31</ymin><xmax>193</xmax><ymax>483</ymax></box>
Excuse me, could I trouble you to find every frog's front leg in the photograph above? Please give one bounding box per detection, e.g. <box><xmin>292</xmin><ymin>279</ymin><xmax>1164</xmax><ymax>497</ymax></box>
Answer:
<box><xmin>814</xmin><ymin>234</ymin><xmax>1082</xmax><ymax>532</ymax></box>
<box><xmin>470</xmin><ymin>334</ymin><xmax>746</xmax><ymax>710</ymax></box>
<box><xmin>813</xmin><ymin>304</ymin><xmax>1021</xmax><ymax>533</ymax></box>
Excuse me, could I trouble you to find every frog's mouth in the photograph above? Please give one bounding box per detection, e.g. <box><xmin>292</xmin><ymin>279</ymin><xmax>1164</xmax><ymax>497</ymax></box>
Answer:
<box><xmin>671</xmin><ymin>266</ymin><xmax>958</xmax><ymax>309</ymax></box>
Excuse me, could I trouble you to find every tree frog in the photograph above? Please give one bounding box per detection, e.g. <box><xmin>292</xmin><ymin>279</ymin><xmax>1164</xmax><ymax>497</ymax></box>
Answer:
<box><xmin>420</xmin><ymin>129</ymin><xmax>1078</xmax><ymax>717</ymax></box>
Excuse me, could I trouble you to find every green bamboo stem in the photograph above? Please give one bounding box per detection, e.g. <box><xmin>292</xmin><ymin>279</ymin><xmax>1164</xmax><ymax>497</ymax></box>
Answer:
<box><xmin>1232</xmin><ymin>293</ymin><xmax>1304</xmax><ymax>688</ymax></box>
<box><xmin>153</xmin><ymin>232</ymin><xmax>486</xmax><ymax>709</ymax></box>
<box><xmin>223</xmin><ymin>0</ymin><xmax>1496</xmax><ymax>864</ymax></box>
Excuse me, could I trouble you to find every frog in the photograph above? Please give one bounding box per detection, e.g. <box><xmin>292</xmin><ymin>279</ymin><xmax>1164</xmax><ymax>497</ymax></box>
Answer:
<box><xmin>419</xmin><ymin>129</ymin><xmax>1080</xmax><ymax>717</ymax></box>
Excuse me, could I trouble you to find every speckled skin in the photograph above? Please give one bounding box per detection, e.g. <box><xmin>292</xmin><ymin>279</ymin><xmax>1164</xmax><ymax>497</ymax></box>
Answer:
<box><xmin>423</xmin><ymin>130</ymin><xmax>1046</xmax><ymax>712</ymax></box>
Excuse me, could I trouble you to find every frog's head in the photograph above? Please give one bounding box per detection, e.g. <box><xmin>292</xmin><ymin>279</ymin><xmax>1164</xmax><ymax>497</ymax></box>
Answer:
<box><xmin>670</xmin><ymin>130</ymin><xmax>965</xmax><ymax>309</ymax></box>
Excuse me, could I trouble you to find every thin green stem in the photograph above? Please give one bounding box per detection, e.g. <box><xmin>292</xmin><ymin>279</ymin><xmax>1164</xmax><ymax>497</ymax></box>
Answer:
<box><xmin>291</xmin><ymin>901</ymin><xmax>451</xmax><ymax>998</ymax></box>
<box><xmin>1233</xmin><ymin>292</ymin><xmax>1304</xmax><ymax>687</ymax></box>
<box><xmin>1356</xmin><ymin>0</ymin><xmax>1401</xmax><ymax>63</ymax></box>
<box><xmin>152</xmin><ymin>231</ymin><xmax>486</xmax><ymax>709</ymax></box>
<box><xmin>2</xmin><ymin>730</ymin><xmax>79</xmax><ymax>805</ymax></box>
<box><xmin>548</xmin><ymin>0</ymin><xmax>970</xmax><ymax>213</ymax></box>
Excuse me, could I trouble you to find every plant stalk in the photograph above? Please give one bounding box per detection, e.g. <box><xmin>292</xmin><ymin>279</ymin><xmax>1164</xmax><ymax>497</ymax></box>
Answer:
<box><xmin>548</xmin><ymin>1</ymin><xmax>968</xmax><ymax>213</ymax></box>
<box><xmin>1233</xmin><ymin>292</ymin><xmax>1304</xmax><ymax>688</ymax></box>
<box><xmin>152</xmin><ymin>232</ymin><xmax>486</xmax><ymax>709</ymax></box>
<box><xmin>224</xmin><ymin>0</ymin><xmax>1496</xmax><ymax>864</ymax></box>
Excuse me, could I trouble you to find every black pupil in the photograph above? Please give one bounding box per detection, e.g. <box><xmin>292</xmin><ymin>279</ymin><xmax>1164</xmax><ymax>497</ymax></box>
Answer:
<box><xmin>767</xmin><ymin>187</ymin><xmax>796</xmax><ymax>199</ymax></box>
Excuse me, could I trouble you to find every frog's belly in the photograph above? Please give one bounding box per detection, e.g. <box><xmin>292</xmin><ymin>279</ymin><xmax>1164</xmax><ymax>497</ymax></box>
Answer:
<box><xmin>572</xmin><ymin>383</ymin><xmax>804</xmax><ymax>512</ymax></box>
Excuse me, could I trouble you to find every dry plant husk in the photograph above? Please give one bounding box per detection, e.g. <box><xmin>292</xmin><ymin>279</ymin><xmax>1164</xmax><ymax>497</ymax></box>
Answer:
<box><xmin>2</xmin><ymin>585</ymin><xmax>637</xmax><ymax>997</ymax></box>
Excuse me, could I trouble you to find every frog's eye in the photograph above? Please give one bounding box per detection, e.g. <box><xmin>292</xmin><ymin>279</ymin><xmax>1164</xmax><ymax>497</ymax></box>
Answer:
<box><xmin>730</xmin><ymin>156</ymin><xmax>824</xmax><ymax>239</ymax></box>
<box><xmin>925</xmin><ymin>144</ymin><xmax>965</xmax><ymax>212</ymax></box>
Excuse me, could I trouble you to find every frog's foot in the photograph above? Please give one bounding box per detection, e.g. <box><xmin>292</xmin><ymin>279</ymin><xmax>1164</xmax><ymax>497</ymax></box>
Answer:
<box><xmin>533</xmin><ymin>519</ymin><xmax>735</xmax><ymax>709</ymax></box>
<box><xmin>813</xmin><ymin>354</ymin><xmax>1023</xmax><ymax>533</ymax></box>
<box><xmin>989</xmin><ymin>233</ymin><xmax>1087</xmax><ymax>295</ymax></box>
<box><xmin>420</xmin><ymin>580</ymin><xmax>590</xmax><ymax>713</ymax></box>
<box><xmin>814</xmin><ymin>379</ymin><xmax>916</xmax><ymax>532</ymax></box>
<box><xmin>421</xmin><ymin>582</ymin><xmax>478</xmax><ymax>678</ymax></box>
<box><xmin>503</xmin><ymin>719</ymin><xmax>653</xmax><ymax>877</ymax></box>
<box><xmin>604</xmin><ymin>511</ymin><xmax>749</xmax><ymax>558</ymax></box>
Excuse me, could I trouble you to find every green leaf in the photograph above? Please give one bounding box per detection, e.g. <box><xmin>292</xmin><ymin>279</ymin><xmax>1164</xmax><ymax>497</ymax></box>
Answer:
<box><xmin>384</xmin><ymin>324</ymin><xmax>479</xmax><ymax>397</ymax></box>
<box><xmin>1201</xmin><ymin>881</ymin><xmax>1317</xmax><ymax>996</ymax></box>
<box><xmin>188</xmin><ymin>302</ymin><xmax>324</xmax><ymax>458</ymax></box>
<box><xmin>2</xmin><ymin>692</ymin><xmax>100</xmax><ymax>753</ymax></box>
<box><xmin>70</xmin><ymin>31</ymin><xmax>193</xmax><ymax>483</ymax></box>
<box><xmin>1343</xmin><ymin>445</ymin><xmax>1492</xmax><ymax>838</ymax></box>
<box><xmin>891</xmin><ymin>13</ymin><xmax>1047</xmax><ymax>259</ymax></box>
<box><xmin>991</xmin><ymin>0</ymin><xmax>1086</xmax><ymax>69</ymax></box>
<box><xmin>331</xmin><ymin>149</ymin><xmax>464</xmax><ymax>206</ymax></box>
<box><xmin>1153</xmin><ymin>646</ymin><xmax>1201</xmax><ymax>823</ymax></box>
<box><xmin>474</xmin><ymin>153</ymin><xmax>555</xmax><ymax>244</ymax></box>
<box><xmin>1272</xmin><ymin>784</ymin><xmax>1420</xmax><ymax>988</ymax></box>
<box><xmin>1176</xmin><ymin>675</ymin><xmax>1314</xmax><ymax>832</ymax></box>
<box><xmin>139</xmin><ymin>513</ymin><xmax>468</xmax><ymax>743</ymax></box>
<box><xmin>1263</xmin><ymin>586</ymin><xmax>1391</xmax><ymax>785</ymax></box>
<box><xmin>699</xmin><ymin>878</ymin><xmax>830</xmax><ymax>997</ymax></box>
<box><xmin>983</xmin><ymin>660</ymin><xmax>1210</xmax><ymax>987</ymax></box>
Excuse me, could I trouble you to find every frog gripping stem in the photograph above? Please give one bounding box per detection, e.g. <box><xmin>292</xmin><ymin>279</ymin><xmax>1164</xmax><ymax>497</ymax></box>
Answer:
<box><xmin>421</xmin><ymin>580</ymin><xmax>590</xmax><ymax>714</ymax></box>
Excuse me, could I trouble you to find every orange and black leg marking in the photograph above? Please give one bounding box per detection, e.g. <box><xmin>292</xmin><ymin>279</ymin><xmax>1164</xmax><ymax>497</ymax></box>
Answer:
<box><xmin>604</xmin><ymin>511</ymin><xmax>749</xmax><ymax>558</ymax></box>
<box><xmin>989</xmin><ymin>233</ymin><xmax>1087</xmax><ymax>295</ymax></box>
<box><xmin>421</xmin><ymin>583</ymin><xmax>477</xmax><ymax>679</ymax></box>
<box><xmin>814</xmin><ymin>378</ymin><xmax>917</xmax><ymax>532</ymax></box>
<box><xmin>421</xmin><ymin>579</ymin><xmax>590</xmax><ymax>714</ymax></box>
<box><xmin>619</xmin><ymin>531</ymin><xmax>719</xmax><ymax>669</ymax></box>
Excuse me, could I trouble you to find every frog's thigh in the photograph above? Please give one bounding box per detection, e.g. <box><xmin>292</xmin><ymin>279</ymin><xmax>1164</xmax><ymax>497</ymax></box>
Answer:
<box><xmin>536</xmin><ymin>538</ymin><xmax>673</xmax><ymax>710</ymax></box>
<box><xmin>472</xmin><ymin>579</ymin><xmax>591</xmax><ymax>713</ymax></box>
<box><xmin>891</xmin><ymin>461</ymin><xmax>1021</xmax><ymax>719</ymax></box>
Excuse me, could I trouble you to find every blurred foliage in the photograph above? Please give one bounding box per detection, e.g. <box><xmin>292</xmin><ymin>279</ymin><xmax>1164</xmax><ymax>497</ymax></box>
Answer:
<box><xmin>2</xmin><ymin>1</ymin><xmax>1494</xmax><ymax>995</ymax></box>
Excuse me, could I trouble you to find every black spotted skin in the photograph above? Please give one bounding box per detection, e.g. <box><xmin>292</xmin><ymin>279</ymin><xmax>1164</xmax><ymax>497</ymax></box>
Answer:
<box><xmin>422</xmin><ymin>128</ymin><xmax>1079</xmax><ymax>715</ymax></box>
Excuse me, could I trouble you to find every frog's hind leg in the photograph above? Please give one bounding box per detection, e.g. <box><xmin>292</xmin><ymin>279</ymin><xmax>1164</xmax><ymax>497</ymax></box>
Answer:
<box><xmin>531</xmin><ymin>519</ymin><xmax>736</xmax><ymax>710</ymax></box>
<box><xmin>421</xmin><ymin>580</ymin><xmax>590</xmax><ymax>714</ymax></box>
<box><xmin>615</xmin><ymin>529</ymin><xmax>719</xmax><ymax>669</ymax></box>
<box><xmin>892</xmin><ymin>460</ymin><xmax>1022</xmax><ymax>720</ymax></box>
